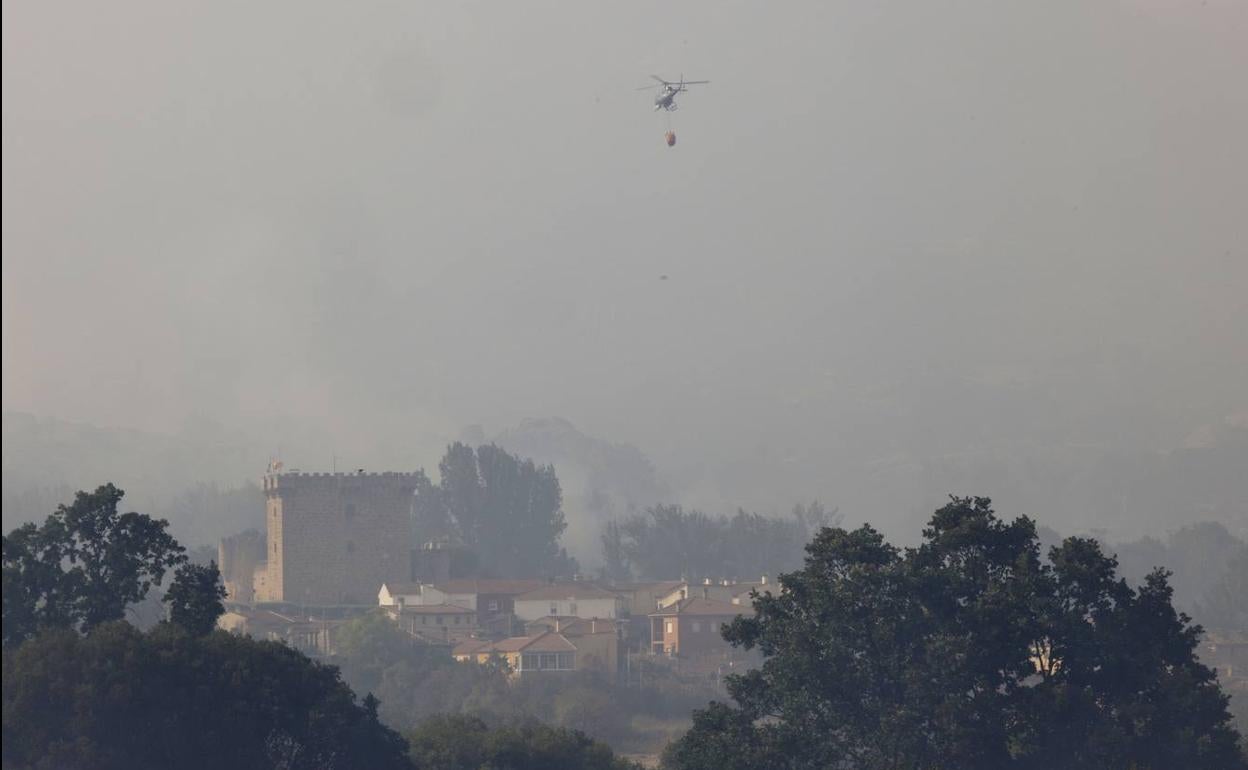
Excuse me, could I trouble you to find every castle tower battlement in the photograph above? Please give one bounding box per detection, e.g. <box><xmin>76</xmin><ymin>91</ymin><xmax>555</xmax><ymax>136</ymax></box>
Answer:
<box><xmin>259</xmin><ymin>470</ymin><xmax>417</xmax><ymax>605</ymax></box>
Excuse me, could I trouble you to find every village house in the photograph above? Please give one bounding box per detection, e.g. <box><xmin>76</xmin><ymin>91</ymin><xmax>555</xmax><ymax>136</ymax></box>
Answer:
<box><xmin>525</xmin><ymin>616</ymin><xmax>622</xmax><ymax>680</ymax></box>
<box><xmin>379</xmin><ymin>579</ymin><xmax>546</xmax><ymax>634</ymax></box>
<box><xmin>612</xmin><ymin>580</ymin><xmax>687</xmax><ymax>617</ymax></box>
<box><xmin>452</xmin><ymin>630</ymin><xmax>578</xmax><ymax>677</ymax></box>
<box><xmin>383</xmin><ymin>603</ymin><xmax>478</xmax><ymax>644</ymax></box>
<box><xmin>421</xmin><ymin>579</ymin><xmax>547</xmax><ymax>632</ymax></box>
<box><xmin>649</xmin><ymin>597</ymin><xmax>750</xmax><ymax>658</ymax></box>
<box><xmin>217</xmin><ymin>607</ymin><xmax>345</xmax><ymax>657</ymax></box>
<box><xmin>652</xmin><ymin>576</ymin><xmax>772</xmax><ymax>611</ymax></box>
<box><xmin>513</xmin><ymin>583</ymin><xmax>623</xmax><ymax>622</ymax></box>
<box><xmin>377</xmin><ymin>582</ymin><xmax>424</xmax><ymax>607</ymax></box>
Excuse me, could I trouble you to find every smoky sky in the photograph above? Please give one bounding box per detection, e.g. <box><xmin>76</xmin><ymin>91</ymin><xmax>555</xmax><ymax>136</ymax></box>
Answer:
<box><xmin>4</xmin><ymin>0</ymin><xmax>1246</xmax><ymax>542</ymax></box>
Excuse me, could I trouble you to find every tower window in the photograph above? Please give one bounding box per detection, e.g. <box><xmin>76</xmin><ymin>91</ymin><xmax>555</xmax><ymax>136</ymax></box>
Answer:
<box><xmin>344</xmin><ymin>503</ymin><xmax>356</xmax><ymax>520</ymax></box>
<box><xmin>346</xmin><ymin>541</ymin><xmax>355</xmax><ymax>553</ymax></box>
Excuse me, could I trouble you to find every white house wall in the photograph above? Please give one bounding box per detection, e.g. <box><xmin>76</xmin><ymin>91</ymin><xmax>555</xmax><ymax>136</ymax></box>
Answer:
<box><xmin>513</xmin><ymin>597</ymin><xmax>619</xmax><ymax>622</ymax></box>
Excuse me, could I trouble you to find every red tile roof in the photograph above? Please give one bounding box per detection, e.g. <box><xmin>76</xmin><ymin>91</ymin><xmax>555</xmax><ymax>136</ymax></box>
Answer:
<box><xmin>398</xmin><ymin>603</ymin><xmax>475</xmax><ymax>615</ymax></box>
<box><xmin>455</xmin><ymin>630</ymin><xmax>577</xmax><ymax>655</ymax></box>
<box><xmin>434</xmin><ymin>579</ymin><xmax>548</xmax><ymax>596</ymax></box>
<box><xmin>452</xmin><ymin>639</ymin><xmax>491</xmax><ymax>656</ymax></box>
<box><xmin>612</xmin><ymin>580</ymin><xmax>685</xmax><ymax>593</ymax></box>
<box><xmin>649</xmin><ymin>597</ymin><xmax>750</xmax><ymax>617</ymax></box>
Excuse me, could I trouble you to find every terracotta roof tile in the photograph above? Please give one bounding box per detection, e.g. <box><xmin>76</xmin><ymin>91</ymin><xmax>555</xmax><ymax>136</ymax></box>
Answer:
<box><xmin>649</xmin><ymin>597</ymin><xmax>750</xmax><ymax>617</ymax></box>
<box><xmin>399</xmin><ymin>603</ymin><xmax>475</xmax><ymax>615</ymax></box>
<box><xmin>433</xmin><ymin>579</ymin><xmax>548</xmax><ymax>596</ymax></box>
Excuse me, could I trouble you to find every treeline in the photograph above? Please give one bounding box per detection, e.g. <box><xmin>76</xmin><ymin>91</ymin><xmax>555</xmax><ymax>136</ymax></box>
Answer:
<box><xmin>601</xmin><ymin>501</ymin><xmax>837</xmax><ymax>582</ymax></box>
<box><xmin>1106</xmin><ymin>521</ymin><xmax>1248</xmax><ymax>629</ymax></box>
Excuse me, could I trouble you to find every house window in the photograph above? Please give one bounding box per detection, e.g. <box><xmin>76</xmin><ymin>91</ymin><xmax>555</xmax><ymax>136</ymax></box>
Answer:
<box><xmin>454</xmin><ymin>616</ymin><xmax>460</xmax><ymax>625</ymax></box>
<box><xmin>665</xmin><ymin>621</ymin><xmax>673</xmax><ymax>634</ymax></box>
<box><xmin>344</xmin><ymin>503</ymin><xmax>356</xmax><ymax>520</ymax></box>
<box><xmin>550</xmin><ymin>604</ymin><xmax>558</xmax><ymax>616</ymax></box>
<box><xmin>422</xmin><ymin>616</ymin><xmax>428</xmax><ymax>625</ymax></box>
<box><xmin>521</xmin><ymin>652</ymin><xmax>575</xmax><ymax>671</ymax></box>
<box><xmin>346</xmin><ymin>541</ymin><xmax>354</xmax><ymax>553</ymax></box>
<box><xmin>488</xmin><ymin>600</ymin><xmax>499</xmax><ymax>612</ymax></box>
<box><xmin>569</xmin><ymin>602</ymin><xmax>578</xmax><ymax>616</ymax></box>
<box><xmin>692</xmin><ymin>621</ymin><xmax>702</xmax><ymax>633</ymax></box>
<box><xmin>437</xmin><ymin>616</ymin><xmax>444</xmax><ymax>625</ymax></box>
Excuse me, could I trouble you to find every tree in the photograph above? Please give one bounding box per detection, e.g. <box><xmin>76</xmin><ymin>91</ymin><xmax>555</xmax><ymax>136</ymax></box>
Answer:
<box><xmin>405</xmin><ymin>713</ymin><xmax>639</xmax><ymax>770</ymax></box>
<box><xmin>2</xmin><ymin>622</ymin><xmax>411</xmax><ymax>770</ymax></box>
<box><xmin>666</xmin><ymin>497</ymin><xmax>1247</xmax><ymax>770</ymax></box>
<box><xmin>2</xmin><ymin>484</ymin><xmax>185</xmax><ymax>646</ymax></box>
<box><xmin>334</xmin><ymin>611</ymin><xmax>451</xmax><ymax>698</ymax></box>
<box><xmin>434</xmin><ymin>443</ymin><xmax>576</xmax><ymax>578</ymax></box>
<box><xmin>163</xmin><ymin>560</ymin><xmax>227</xmax><ymax>636</ymax></box>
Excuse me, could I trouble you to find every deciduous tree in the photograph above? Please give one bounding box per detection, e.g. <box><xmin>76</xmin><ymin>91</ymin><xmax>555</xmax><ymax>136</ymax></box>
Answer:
<box><xmin>666</xmin><ymin>497</ymin><xmax>1247</xmax><ymax>770</ymax></box>
<box><xmin>2</xmin><ymin>484</ymin><xmax>184</xmax><ymax>646</ymax></box>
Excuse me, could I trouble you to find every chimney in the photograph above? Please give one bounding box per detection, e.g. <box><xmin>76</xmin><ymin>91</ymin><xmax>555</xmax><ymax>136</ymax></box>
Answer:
<box><xmin>555</xmin><ymin>618</ymin><xmax>561</xmax><ymax>633</ymax></box>
<box><xmin>591</xmin><ymin>619</ymin><xmax>597</xmax><ymax>634</ymax></box>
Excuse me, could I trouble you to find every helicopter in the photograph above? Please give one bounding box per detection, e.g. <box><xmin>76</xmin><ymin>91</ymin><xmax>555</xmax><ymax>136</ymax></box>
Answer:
<box><xmin>637</xmin><ymin>74</ymin><xmax>709</xmax><ymax>112</ymax></box>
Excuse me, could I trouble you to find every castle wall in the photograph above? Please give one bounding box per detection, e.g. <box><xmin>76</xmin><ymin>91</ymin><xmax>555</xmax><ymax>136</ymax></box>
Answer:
<box><xmin>263</xmin><ymin>472</ymin><xmax>417</xmax><ymax>605</ymax></box>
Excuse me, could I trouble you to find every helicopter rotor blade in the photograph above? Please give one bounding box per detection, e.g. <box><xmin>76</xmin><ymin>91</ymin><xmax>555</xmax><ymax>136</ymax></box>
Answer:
<box><xmin>649</xmin><ymin>75</ymin><xmax>669</xmax><ymax>85</ymax></box>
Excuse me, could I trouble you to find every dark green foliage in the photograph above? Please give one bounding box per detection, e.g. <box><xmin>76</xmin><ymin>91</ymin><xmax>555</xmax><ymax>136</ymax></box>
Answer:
<box><xmin>666</xmin><ymin>497</ymin><xmax>1248</xmax><ymax>770</ymax></box>
<box><xmin>406</xmin><ymin>713</ymin><xmax>640</xmax><ymax>770</ymax></box>
<box><xmin>604</xmin><ymin>501</ymin><xmax>837</xmax><ymax>582</ymax></box>
<box><xmin>333</xmin><ymin>611</ymin><xmax>453</xmax><ymax>698</ymax></box>
<box><xmin>419</xmin><ymin>443</ymin><xmax>578</xmax><ymax>578</ymax></box>
<box><xmin>660</xmin><ymin>702</ymin><xmax>779</xmax><ymax>770</ymax></box>
<box><xmin>1</xmin><ymin>622</ymin><xmax>411</xmax><ymax>770</ymax></box>
<box><xmin>162</xmin><ymin>560</ymin><xmax>227</xmax><ymax>636</ymax></box>
<box><xmin>2</xmin><ymin>484</ymin><xmax>185</xmax><ymax>647</ymax></box>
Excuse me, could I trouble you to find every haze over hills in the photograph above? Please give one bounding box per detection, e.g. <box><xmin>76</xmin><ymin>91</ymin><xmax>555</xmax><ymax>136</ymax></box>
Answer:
<box><xmin>5</xmin><ymin>408</ymin><xmax>1245</xmax><ymax>564</ymax></box>
<box><xmin>3</xmin><ymin>0</ymin><xmax>1246</xmax><ymax>555</ymax></box>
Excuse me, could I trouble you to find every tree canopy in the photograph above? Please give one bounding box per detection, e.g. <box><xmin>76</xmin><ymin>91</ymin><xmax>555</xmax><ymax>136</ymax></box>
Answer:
<box><xmin>406</xmin><ymin>713</ymin><xmax>639</xmax><ymax>770</ymax></box>
<box><xmin>162</xmin><ymin>560</ymin><xmax>228</xmax><ymax>636</ymax></box>
<box><xmin>413</xmin><ymin>443</ymin><xmax>577</xmax><ymax>578</ymax></box>
<box><xmin>2</xmin><ymin>484</ymin><xmax>185</xmax><ymax>647</ymax></box>
<box><xmin>2</xmin><ymin>622</ymin><xmax>410</xmax><ymax>770</ymax></box>
<box><xmin>603</xmin><ymin>501</ymin><xmax>837</xmax><ymax>582</ymax></box>
<box><xmin>665</xmin><ymin>497</ymin><xmax>1247</xmax><ymax>770</ymax></box>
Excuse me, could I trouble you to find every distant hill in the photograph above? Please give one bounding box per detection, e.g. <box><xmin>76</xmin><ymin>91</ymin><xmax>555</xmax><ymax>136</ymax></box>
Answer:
<box><xmin>2</xmin><ymin>412</ymin><xmax>265</xmax><ymax>545</ymax></box>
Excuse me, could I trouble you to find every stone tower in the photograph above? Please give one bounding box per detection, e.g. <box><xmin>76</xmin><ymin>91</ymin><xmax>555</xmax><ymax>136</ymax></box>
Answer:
<box><xmin>261</xmin><ymin>471</ymin><xmax>417</xmax><ymax>605</ymax></box>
